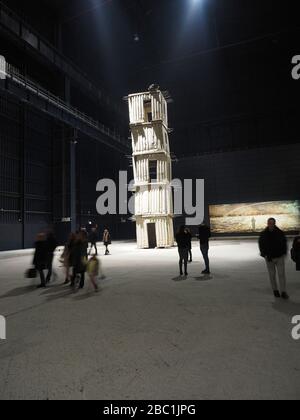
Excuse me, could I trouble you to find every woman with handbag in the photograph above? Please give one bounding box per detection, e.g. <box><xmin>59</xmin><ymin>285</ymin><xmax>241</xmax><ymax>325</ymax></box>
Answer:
<box><xmin>33</xmin><ymin>233</ymin><xmax>48</xmax><ymax>288</ymax></box>
<box><xmin>291</xmin><ymin>235</ymin><xmax>300</xmax><ymax>272</ymax></box>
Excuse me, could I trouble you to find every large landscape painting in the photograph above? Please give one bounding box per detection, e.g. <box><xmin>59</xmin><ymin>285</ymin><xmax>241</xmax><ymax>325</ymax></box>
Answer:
<box><xmin>209</xmin><ymin>201</ymin><xmax>300</xmax><ymax>234</ymax></box>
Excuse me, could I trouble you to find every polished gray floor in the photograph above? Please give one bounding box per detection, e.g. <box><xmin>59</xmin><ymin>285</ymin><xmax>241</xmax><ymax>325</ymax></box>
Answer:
<box><xmin>0</xmin><ymin>240</ymin><xmax>299</xmax><ymax>400</ymax></box>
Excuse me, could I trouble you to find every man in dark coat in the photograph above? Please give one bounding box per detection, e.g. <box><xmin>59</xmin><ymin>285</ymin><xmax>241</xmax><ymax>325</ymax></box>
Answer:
<box><xmin>176</xmin><ymin>226</ymin><xmax>190</xmax><ymax>276</ymax></box>
<box><xmin>198</xmin><ymin>222</ymin><xmax>211</xmax><ymax>274</ymax></box>
<box><xmin>291</xmin><ymin>235</ymin><xmax>300</xmax><ymax>272</ymax></box>
<box><xmin>259</xmin><ymin>218</ymin><xmax>288</xmax><ymax>299</ymax></box>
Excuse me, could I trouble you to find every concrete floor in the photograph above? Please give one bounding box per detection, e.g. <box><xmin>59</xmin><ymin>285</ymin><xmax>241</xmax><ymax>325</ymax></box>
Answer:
<box><xmin>0</xmin><ymin>239</ymin><xmax>299</xmax><ymax>400</ymax></box>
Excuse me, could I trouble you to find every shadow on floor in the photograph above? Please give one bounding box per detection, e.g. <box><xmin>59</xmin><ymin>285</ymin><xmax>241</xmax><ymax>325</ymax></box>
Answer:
<box><xmin>0</xmin><ymin>285</ymin><xmax>37</xmax><ymax>299</ymax></box>
<box><xmin>272</xmin><ymin>300</ymin><xmax>300</xmax><ymax>317</ymax></box>
<box><xmin>172</xmin><ymin>275</ymin><xmax>188</xmax><ymax>282</ymax></box>
<box><xmin>194</xmin><ymin>274</ymin><xmax>213</xmax><ymax>281</ymax></box>
<box><xmin>194</xmin><ymin>275</ymin><xmax>213</xmax><ymax>282</ymax></box>
<box><xmin>250</xmin><ymin>287</ymin><xmax>272</xmax><ymax>295</ymax></box>
<box><xmin>39</xmin><ymin>284</ymin><xmax>69</xmax><ymax>296</ymax></box>
<box><xmin>209</xmin><ymin>273</ymin><xmax>231</xmax><ymax>279</ymax></box>
<box><xmin>72</xmin><ymin>290</ymin><xmax>102</xmax><ymax>301</ymax></box>
<box><xmin>31</xmin><ymin>283</ymin><xmax>74</xmax><ymax>302</ymax></box>
<box><xmin>44</xmin><ymin>289</ymin><xmax>74</xmax><ymax>302</ymax></box>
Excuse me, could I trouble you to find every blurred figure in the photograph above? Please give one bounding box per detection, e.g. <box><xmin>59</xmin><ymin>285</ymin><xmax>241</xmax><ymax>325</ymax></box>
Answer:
<box><xmin>176</xmin><ymin>226</ymin><xmax>190</xmax><ymax>276</ymax></box>
<box><xmin>70</xmin><ymin>231</ymin><xmax>88</xmax><ymax>290</ymax></box>
<box><xmin>62</xmin><ymin>232</ymin><xmax>76</xmax><ymax>285</ymax></box>
<box><xmin>291</xmin><ymin>234</ymin><xmax>300</xmax><ymax>272</ymax></box>
<box><xmin>259</xmin><ymin>218</ymin><xmax>289</xmax><ymax>299</ymax></box>
<box><xmin>87</xmin><ymin>254</ymin><xmax>100</xmax><ymax>292</ymax></box>
<box><xmin>45</xmin><ymin>230</ymin><xmax>58</xmax><ymax>284</ymax></box>
<box><xmin>198</xmin><ymin>222</ymin><xmax>211</xmax><ymax>274</ymax></box>
<box><xmin>33</xmin><ymin>233</ymin><xmax>48</xmax><ymax>288</ymax></box>
<box><xmin>103</xmin><ymin>229</ymin><xmax>111</xmax><ymax>255</ymax></box>
<box><xmin>88</xmin><ymin>227</ymin><xmax>98</xmax><ymax>256</ymax></box>
<box><xmin>81</xmin><ymin>229</ymin><xmax>89</xmax><ymax>255</ymax></box>
<box><xmin>185</xmin><ymin>227</ymin><xmax>193</xmax><ymax>263</ymax></box>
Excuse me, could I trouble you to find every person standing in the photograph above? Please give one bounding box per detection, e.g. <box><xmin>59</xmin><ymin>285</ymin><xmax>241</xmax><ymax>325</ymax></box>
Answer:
<box><xmin>103</xmin><ymin>229</ymin><xmax>111</xmax><ymax>255</ymax></box>
<box><xmin>45</xmin><ymin>230</ymin><xmax>58</xmax><ymax>284</ymax></box>
<box><xmin>33</xmin><ymin>233</ymin><xmax>48</xmax><ymax>288</ymax></box>
<box><xmin>259</xmin><ymin>218</ymin><xmax>289</xmax><ymax>299</ymax></box>
<box><xmin>175</xmin><ymin>226</ymin><xmax>190</xmax><ymax>276</ymax></box>
<box><xmin>198</xmin><ymin>222</ymin><xmax>211</xmax><ymax>274</ymax></box>
<box><xmin>185</xmin><ymin>227</ymin><xmax>193</xmax><ymax>263</ymax></box>
<box><xmin>291</xmin><ymin>234</ymin><xmax>300</xmax><ymax>272</ymax></box>
<box><xmin>88</xmin><ymin>227</ymin><xmax>98</xmax><ymax>256</ymax></box>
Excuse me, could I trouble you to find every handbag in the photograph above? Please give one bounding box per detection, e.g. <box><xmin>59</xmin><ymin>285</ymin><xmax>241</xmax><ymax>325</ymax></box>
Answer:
<box><xmin>25</xmin><ymin>268</ymin><xmax>37</xmax><ymax>279</ymax></box>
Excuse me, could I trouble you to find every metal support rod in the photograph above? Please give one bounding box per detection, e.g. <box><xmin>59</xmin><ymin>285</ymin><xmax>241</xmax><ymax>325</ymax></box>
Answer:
<box><xmin>20</xmin><ymin>103</ymin><xmax>26</xmax><ymax>249</ymax></box>
<box><xmin>70</xmin><ymin>130</ymin><xmax>77</xmax><ymax>232</ymax></box>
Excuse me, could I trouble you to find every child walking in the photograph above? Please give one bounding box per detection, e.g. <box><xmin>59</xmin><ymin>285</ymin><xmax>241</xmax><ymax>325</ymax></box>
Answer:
<box><xmin>86</xmin><ymin>254</ymin><xmax>104</xmax><ymax>292</ymax></box>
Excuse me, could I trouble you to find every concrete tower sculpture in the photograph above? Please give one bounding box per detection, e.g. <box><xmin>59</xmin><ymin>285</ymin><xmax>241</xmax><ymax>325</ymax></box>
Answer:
<box><xmin>128</xmin><ymin>85</ymin><xmax>174</xmax><ymax>248</ymax></box>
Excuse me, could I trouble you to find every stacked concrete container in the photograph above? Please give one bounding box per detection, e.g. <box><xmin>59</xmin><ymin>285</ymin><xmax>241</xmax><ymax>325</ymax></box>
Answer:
<box><xmin>128</xmin><ymin>86</ymin><xmax>174</xmax><ymax>248</ymax></box>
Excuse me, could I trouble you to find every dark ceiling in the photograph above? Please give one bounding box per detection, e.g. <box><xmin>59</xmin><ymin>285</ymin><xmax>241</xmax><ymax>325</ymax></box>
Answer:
<box><xmin>1</xmin><ymin>0</ymin><xmax>299</xmax><ymax>155</ymax></box>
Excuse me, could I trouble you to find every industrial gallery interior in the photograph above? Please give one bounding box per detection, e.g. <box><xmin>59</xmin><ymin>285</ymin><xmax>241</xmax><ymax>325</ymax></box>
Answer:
<box><xmin>0</xmin><ymin>0</ymin><xmax>299</xmax><ymax>401</ymax></box>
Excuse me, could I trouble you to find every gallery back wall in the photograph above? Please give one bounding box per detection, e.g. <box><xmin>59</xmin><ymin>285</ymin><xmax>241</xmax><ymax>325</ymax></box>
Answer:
<box><xmin>173</xmin><ymin>143</ymin><xmax>300</xmax><ymax>227</ymax></box>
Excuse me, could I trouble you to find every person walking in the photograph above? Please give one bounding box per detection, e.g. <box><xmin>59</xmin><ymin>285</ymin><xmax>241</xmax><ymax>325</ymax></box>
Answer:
<box><xmin>185</xmin><ymin>227</ymin><xmax>193</xmax><ymax>263</ymax></box>
<box><xmin>70</xmin><ymin>231</ymin><xmax>88</xmax><ymax>290</ymax></box>
<box><xmin>259</xmin><ymin>218</ymin><xmax>289</xmax><ymax>299</ymax></box>
<box><xmin>88</xmin><ymin>227</ymin><xmax>98</xmax><ymax>256</ymax></box>
<box><xmin>33</xmin><ymin>233</ymin><xmax>48</xmax><ymax>288</ymax></box>
<box><xmin>198</xmin><ymin>222</ymin><xmax>211</xmax><ymax>274</ymax></box>
<box><xmin>62</xmin><ymin>232</ymin><xmax>76</xmax><ymax>285</ymax></box>
<box><xmin>103</xmin><ymin>229</ymin><xmax>111</xmax><ymax>255</ymax></box>
<box><xmin>45</xmin><ymin>230</ymin><xmax>58</xmax><ymax>284</ymax></box>
<box><xmin>87</xmin><ymin>254</ymin><xmax>100</xmax><ymax>292</ymax></box>
<box><xmin>175</xmin><ymin>226</ymin><xmax>190</xmax><ymax>276</ymax></box>
<box><xmin>291</xmin><ymin>234</ymin><xmax>300</xmax><ymax>272</ymax></box>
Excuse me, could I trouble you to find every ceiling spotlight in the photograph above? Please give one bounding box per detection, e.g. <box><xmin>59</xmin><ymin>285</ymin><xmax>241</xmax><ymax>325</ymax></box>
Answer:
<box><xmin>134</xmin><ymin>33</ymin><xmax>140</xmax><ymax>42</ymax></box>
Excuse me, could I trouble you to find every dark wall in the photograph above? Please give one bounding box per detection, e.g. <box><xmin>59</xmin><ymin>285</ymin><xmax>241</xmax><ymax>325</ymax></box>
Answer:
<box><xmin>0</xmin><ymin>92</ymin><xmax>130</xmax><ymax>251</ymax></box>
